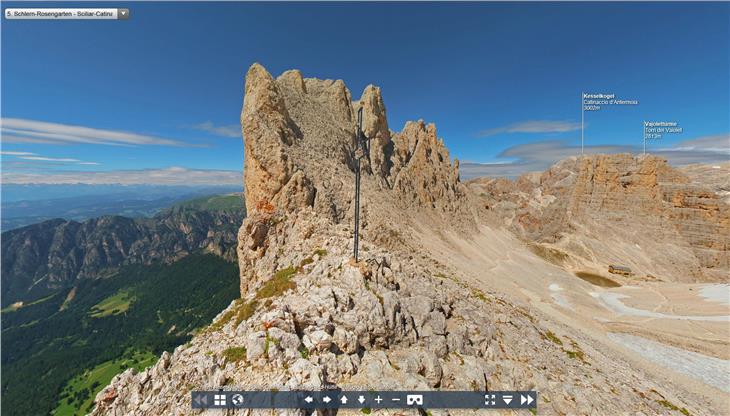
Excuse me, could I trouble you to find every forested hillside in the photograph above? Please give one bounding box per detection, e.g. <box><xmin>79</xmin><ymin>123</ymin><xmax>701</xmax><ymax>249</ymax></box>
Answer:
<box><xmin>1</xmin><ymin>197</ymin><xmax>244</xmax><ymax>307</ymax></box>
<box><xmin>1</xmin><ymin>253</ymin><xmax>240</xmax><ymax>416</ymax></box>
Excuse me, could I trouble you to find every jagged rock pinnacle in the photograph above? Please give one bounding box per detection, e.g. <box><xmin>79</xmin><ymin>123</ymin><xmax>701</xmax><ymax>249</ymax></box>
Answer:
<box><xmin>240</xmin><ymin>63</ymin><xmax>463</xmax><ymax>219</ymax></box>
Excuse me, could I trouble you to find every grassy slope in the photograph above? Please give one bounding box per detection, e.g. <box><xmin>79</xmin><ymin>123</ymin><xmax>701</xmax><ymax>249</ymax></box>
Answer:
<box><xmin>89</xmin><ymin>289</ymin><xmax>134</xmax><ymax>317</ymax></box>
<box><xmin>172</xmin><ymin>193</ymin><xmax>243</xmax><ymax>212</ymax></box>
<box><xmin>53</xmin><ymin>350</ymin><xmax>157</xmax><ymax>416</ymax></box>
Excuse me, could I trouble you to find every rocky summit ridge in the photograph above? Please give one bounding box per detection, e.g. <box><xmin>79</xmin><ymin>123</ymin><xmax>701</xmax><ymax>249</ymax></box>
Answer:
<box><xmin>92</xmin><ymin>65</ymin><xmax>716</xmax><ymax>415</ymax></box>
<box><xmin>237</xmin><ymin>63</ymin><xmax>473</xmax><ymax>294</ymax></box>
<box><xmin>241</xmin><ymin>64</ymin><xmax>463</xmax><ymax>217</ymax></box>
<box><xmin>469</xmin><ymin>154</ymin><xmax>730</xmax><ymax>282</ymax></box>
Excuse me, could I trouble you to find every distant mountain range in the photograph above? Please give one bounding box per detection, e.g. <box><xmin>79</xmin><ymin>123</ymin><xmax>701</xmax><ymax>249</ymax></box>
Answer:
<box><xmin>1</xmin><ymin>194</ymin><xmax>246</xmax><ymax>307</ymax></box>
<box><xmin>1</xmin><ymin>184</ymin><xmax>242</xmax><ymax>231</ymax></box>
<box><xmin>0</xmin><ymin>193</ymin><xmax>246</xmax><ymax>416</ymax></box>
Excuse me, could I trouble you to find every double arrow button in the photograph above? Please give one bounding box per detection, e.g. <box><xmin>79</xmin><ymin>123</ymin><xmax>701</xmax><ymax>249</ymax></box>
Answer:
<box><xmin>192</xmin><ymin>393</ymin><xmax>208</xmax><ymax>406</ymax></box>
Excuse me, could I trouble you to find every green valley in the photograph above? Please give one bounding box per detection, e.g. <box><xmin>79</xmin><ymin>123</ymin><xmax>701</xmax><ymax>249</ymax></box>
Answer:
<box><xmin>54</xmin><ymin>350</ymin><xmax>157</xmax><ymax>416</ymax></box>
<box><xmin>1</xmin><ymin>253</ymin><xmax>240</xmax><ymax>416</ymax></box>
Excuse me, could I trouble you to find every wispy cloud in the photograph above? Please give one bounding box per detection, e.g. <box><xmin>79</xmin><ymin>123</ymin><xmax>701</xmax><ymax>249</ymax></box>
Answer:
<box><xmin>0</xmin><ymin>151</ymin><xmax>36</xmax><ymax>156</ymax></box>
<box><xmin>1</xmin><ymin>167</ymin><xmax>242</xmax><ymax>185</ymax></box>
<box><xmin>1</xmin><ymin>150</ymin><xmax>100</xmax><ymax>166</ymax></box>
<box><xmin>20</xmin><ymin>156</ymin><xmax>84</xmax><ymax>162</ymax></box>
<box><xmin>663</xmin><ymin>134</ymin><xmax>730</xmax><ymax>154</ymax></box>
<box><xmin>190</xmin><ymin>121</ymin><xmax>241</xmax><ymax>138</ymax></box>
<box><xmin>478</xmin><ymin>120</ymin><xmax>582</xmax><ymax>138</ymax></box>
<box><xmin>461</xmin><ymin>133</ymin><xmax>729</xmax><ymax>179</ymax></box>
<box><xmin>1</xmin><ymin>118</ymin><xmax>200</xmax><ymax>147</ymax></box>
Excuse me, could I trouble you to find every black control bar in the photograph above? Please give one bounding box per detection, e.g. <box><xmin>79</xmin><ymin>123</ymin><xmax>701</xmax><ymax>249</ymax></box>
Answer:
<box><xmin>191</xmin><ymin>390</ymin><xmax>537</xmax><ymax>409</ymax></box>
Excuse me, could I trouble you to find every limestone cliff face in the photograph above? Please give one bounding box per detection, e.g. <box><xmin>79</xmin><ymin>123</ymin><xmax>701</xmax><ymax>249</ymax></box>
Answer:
<box><xmin>391</xmin><ymin>121</ymin><xmax>461</xmax><ymax>210</ymax></box>
<box><xmin>240</xmin><ymin>63</ymin><xmax>462</xmax><ymax>218</ymax></box>
<box><xmin>470</xmin><ymin>154</ymin><xmax>730</xmax><ymax>282</ymax></box>
<box><xmin>360</xmin><ymin>85</ymin><xmax>392</xmax><ymax>180</ymax></box>
<box><xmin>238</xmin><ymin>63</ymin><xmax>466</xmax><ymax>293</ymax></box>
<box><xmin>241</xmin><ymin>64</ymin><xmax>312</xmax><ymax>214</ymax></box>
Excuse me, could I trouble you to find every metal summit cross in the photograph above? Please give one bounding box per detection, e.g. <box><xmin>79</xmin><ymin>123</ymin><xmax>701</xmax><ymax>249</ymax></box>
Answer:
<box><xmin>353</xmin><ymin>107</ymin><xmax>370</xmax><ymax>262</ymax></box>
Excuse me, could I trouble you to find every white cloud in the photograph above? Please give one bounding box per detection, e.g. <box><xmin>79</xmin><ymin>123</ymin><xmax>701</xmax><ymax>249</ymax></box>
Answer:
<box><xmin>2</xmin><ymin>135</ymin><xmax>72</xmax><ymax>145</ymax></box>
<box><xmin>1</xmin><ymin>118</ymin><xmax>200</xmax><ymax>147</ymax></box>
<box><xmin>19</xmin><ymin>156</ymin><xmax>83</xmax><ymax>162</ymax></box>
<box><xmin>478</xmin><ymin>120</ymin><xmax>582</xmax><ymax>137</ymax></box>
<box><xmin>0</xmin><ymin>151</ymin><xmax>36</xmax><ymax>156</ymax></box>
<box><xmin>1</xmin><ymin>150</ymin><xmax>99</xmax><ymax>166</ymax></box>
<box><xmin>461</xmin><ymin>133</ymin><xmax>729</xmax><ymax>179</ymax></box>
<box><xmin>1</xmin><ymin>167</ymin><xmax>242</xmax><ymax>185</ymax></box>
<box><xmin>191</xmin><ymin>121</ymin><xmax>241</xmax><ymax>138</ymax></box>
<box><xmin>661</xmin><ymin>134</ymin><xmax>730</xmax><ymax>154</ymax></box>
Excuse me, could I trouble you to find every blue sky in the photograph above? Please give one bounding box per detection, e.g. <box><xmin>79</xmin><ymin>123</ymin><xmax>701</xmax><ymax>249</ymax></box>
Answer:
<box><xmin>2</xmin><ymin>1</ymin><xmax>728</xmax><ymax>184</ymax></box>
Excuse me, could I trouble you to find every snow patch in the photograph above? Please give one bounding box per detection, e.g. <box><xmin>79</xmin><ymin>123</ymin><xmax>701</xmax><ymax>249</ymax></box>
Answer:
<box><xmin>548</xmin><ymin>283</ymin><xmax>572</xmax><ymax>310</ymax></box>
<box><xmin>608</xmin><ymin>333</ymin><xmax>730</xmax><ymax>392</ymax></box>
<box><xmin>699</xmin><ymin>284</ymin><xmax>730</xmax><ymax>305</ymax></box>
<box><xmin>596</xmin><ymin>292</ymin><xmax>729</xmax><ymax>322</ymax></box>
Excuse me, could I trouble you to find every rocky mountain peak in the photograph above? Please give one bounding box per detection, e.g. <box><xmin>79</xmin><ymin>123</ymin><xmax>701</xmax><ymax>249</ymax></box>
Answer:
<box><xmin>469</xmin><ymin>153</ymin><xmax>730</xmax><ymax>282</ymax></box>
<box><xmin>241</xmin><ymin>63</ymin><xmax>462</xmax><ymax>220</ymax></box>
<box><xmin>237</xmin><ymin>64</ymin><xmax>472</xmax><ymax>295</ymax></box>
<box><xmin>357</xmin><ymin>84</ymin><xmax>391</xmax><ymax>178</ymax></box>
<box><xmin>241</xmin><ymin>63</ymin><xmax>303</xmax><ymax>214</ymax></box>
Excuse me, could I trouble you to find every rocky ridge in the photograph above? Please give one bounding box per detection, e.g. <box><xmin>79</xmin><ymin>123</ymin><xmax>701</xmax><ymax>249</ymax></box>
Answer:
<box><xmin>469</xmin><ymin>154</ymin><xmax>730</xmax><ymax>282</ymax></box>
<box><xmin>237</xmin><ymin>64</ymin><xmax>470</xmax><ymax>294</ymax></box>
<box><xmin>680</xmin><ymin>162</ymin><xmax>730</xmax><ymax>204</ymax></box>
<box><xmin>92</xmin><ymin>65</ymin><xmax>711</xmax><ymax>415</ymax></box>
<box><xmin>1</xmin><ymin>205</ymin><xmax>243</xmax><ymax>306</ymax></box>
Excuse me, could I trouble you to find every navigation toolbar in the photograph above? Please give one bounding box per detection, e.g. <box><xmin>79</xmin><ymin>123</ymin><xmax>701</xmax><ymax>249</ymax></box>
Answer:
<box><xmin>191</xmin><ymin>390</ymin><xmax>538</xmax><ymax>410</ymax></box>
